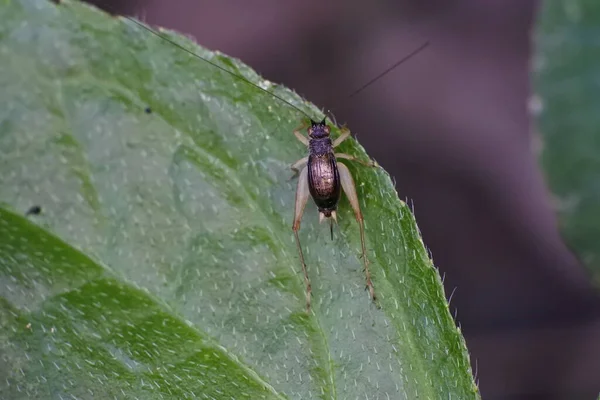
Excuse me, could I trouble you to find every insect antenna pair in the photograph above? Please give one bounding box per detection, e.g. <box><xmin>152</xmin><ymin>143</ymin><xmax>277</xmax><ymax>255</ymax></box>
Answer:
<box><xmin>83</xmin><ymin>0</ymin><xmax>428</xmax><ymax>312</ymax></box>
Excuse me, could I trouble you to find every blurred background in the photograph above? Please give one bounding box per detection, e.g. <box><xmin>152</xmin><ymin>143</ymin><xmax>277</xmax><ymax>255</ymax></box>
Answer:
<box><xmin>88</xmin><ymin>1</ymin><xmax>600</xmax><ymax>399</ymax></box>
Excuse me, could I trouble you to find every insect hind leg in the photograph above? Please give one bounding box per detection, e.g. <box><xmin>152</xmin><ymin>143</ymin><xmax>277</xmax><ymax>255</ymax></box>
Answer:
<box><xmin>337</xmin><ymin>162</ymin><xmax>376</xmax><ymax>303</ymax></box>
<box><xmin>292</xmin><ymin>166</ymin><xmax>312</xmax><ymax>312</ymax></box>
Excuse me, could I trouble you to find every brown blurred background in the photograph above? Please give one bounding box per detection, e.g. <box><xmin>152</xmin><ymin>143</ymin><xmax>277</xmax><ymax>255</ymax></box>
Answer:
<box><xmin>88</xmin><ymin>1</ymin><xmax>600</xmax><ymax>398</ymax></box>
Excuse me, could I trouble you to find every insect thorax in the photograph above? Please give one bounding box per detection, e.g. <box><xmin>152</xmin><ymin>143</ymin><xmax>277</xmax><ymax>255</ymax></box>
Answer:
<box><xmin>309</xmin><ymin>137</ymin><xmax>333</xmax><ymax>156</ymax></box>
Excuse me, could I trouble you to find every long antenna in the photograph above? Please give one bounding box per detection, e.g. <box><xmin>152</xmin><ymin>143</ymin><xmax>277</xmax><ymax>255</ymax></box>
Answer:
<box><xmin>106</xmin><ymin>8</ymin><xmax>314</xmax><ymax>121</ymax></box>
<box><xmin>346</xmin><ymin>41</ymin><xmax>430</xmax><ymax>99</ymax></box>
<box><xmin>85</xmin><ymin>1</ymin><xmax>428</xmax><ymax>124</ymax></box>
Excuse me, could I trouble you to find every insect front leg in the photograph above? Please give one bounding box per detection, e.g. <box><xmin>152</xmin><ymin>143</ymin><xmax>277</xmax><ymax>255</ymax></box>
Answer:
<box><xmin>337</xmin><ymin>162</ymin><xmax>376</xmax><ymax>303</ymax></box>
<box><xmin>332</xmin><ymin>125</ymin><xmax>351</xmax><ymax>148</ymax></box>
<box><xmin>292</xmin><ymin>166</ymin><xmax>312</xmax><ymax>313</ymax></box>
<box><xmin>293</xmin><ymin>121</ymin><xmax>310</xmax><ymax>146</ymax></box>
<box><xmin>333</xmin><ymin>126</ymin><xmax>378</xmax><ymax>167</ymax></box>
<box><xmin>289</xmin><ymin>156</ymin><xmax>308</xmax><ymax>181</ymax></box>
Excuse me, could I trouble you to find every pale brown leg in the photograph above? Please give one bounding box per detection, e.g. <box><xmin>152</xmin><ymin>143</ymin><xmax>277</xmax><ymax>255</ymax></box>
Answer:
<box><xmin>332</xmin><ymin>126</ymin><xmax>351</xmax><ymax>148</ymax></box>
<box><xmin>293</xmin><ymin>121</ymin><xmax>310</xmax><ymax>146</ymax></box>
<box><xmin>337</xmin><ymin>162</ymin><xmax>376</xmax><ymax>302</ymax></box>
<box><xmin>335</xmin><ymin>152</ymin><xmax>379</xmax><ymax>168</ymax></box>
<box><xmin>289</xmin><ymin>156</ymin><xmax>308</xmax><ymax>181</ymax></box>
<box><xmin>292</xmin><ymin>166</ymin><xmax>312</xmax><ymax>312</ymax></box>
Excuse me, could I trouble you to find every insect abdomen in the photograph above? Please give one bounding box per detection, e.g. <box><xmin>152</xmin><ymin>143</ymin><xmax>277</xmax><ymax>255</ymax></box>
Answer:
<box><xmin>307</xmin><ymin>152</ymin><xmax>341</xmax><ymax>214</ymax></box>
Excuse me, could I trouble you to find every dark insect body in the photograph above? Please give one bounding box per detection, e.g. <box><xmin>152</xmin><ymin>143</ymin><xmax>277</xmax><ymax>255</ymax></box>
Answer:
<box><xmin>87</xmin><ymin>1</ymin><xmax>428</xmax><ymax>313</ymax></box>
<box><xmin>25</xmin><ymin>205</ymin><xmax>42</xmax><ymax>216</ymax></box>
<box><xmin>307</xmin><ymin>126</ymin><xmax>341</xmax><ymax>218</ymax></box>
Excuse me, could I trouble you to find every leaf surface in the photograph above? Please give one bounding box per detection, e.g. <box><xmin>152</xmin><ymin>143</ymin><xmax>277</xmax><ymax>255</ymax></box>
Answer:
<box><xmin>0</xmin><ymin>0</ymin><xmax>479</xmax><ymax>398</ymax></box>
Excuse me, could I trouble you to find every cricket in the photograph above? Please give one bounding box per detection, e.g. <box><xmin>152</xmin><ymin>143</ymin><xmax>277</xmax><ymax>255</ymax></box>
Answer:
<box><xmin>94</xmin><ymin>3</ymin><xmax>427</xmax><ymax>312</ymax></box>
<box><xmin>290</xmin><ymin>118</ymin><xmax>379</xmax><ymax>312</ymax></box>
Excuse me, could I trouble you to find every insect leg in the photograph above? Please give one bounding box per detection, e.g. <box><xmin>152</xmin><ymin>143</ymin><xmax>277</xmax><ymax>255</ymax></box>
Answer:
<box><xmin>337</xmin><ymin>162</ymin><xmax>376</xmax><ymax>302</ymax></box>
<box><xmin>292</xmin><ymin>166</ymin><xmax>312</xmax><ymax>312</ymax></box>
<box><xmin>293</xmin><ymin>121</ymin><xmax>310</xmax><ymax>146</ymax></box>
<box><xmin>332</xmin><ymin>126</ymin><xmax>351</xmax><ymax>148</ymax></box>
<box><xmin>335</xmin><ymin>153</ymin><xmax>379</xmax><ymax>168</ymax></box>
<box><xmin>289</xmin><ymin>156</ymin><xmax>308</xmax><ymax>181</ymax></box>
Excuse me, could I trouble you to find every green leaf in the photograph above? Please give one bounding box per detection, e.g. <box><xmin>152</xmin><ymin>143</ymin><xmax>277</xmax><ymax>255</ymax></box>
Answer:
<box><xmin>534</xmin><ymin>1</ymin><xmax>600</xmax><ymax>280</ymax></box>
<box><xmin>0</xmin><ymin>0</ymin><xmax>479</xmax><ymax>398</ymax></box>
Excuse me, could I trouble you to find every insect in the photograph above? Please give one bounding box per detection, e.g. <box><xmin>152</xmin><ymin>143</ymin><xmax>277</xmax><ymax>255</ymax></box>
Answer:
<box><xmin>88</xmin><ymin>1</ymin><xmax>427</xmax><ymax>312</ymax></box>
<box><xmin>290</xmin><ymin>118</ymin><xmax>379</xmax><ymax>312</ymax></box>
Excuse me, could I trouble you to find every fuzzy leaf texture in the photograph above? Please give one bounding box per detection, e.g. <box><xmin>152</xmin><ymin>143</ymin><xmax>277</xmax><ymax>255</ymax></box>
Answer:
<box><xmin>535</xmin><ymin>1</ymin><xmax>600</xmax><ymax>281</ymax></box>
<box><xmin>0</xmin><ymin>0</ymin><xmax>479</xmax><ymax>399</ymax></box>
